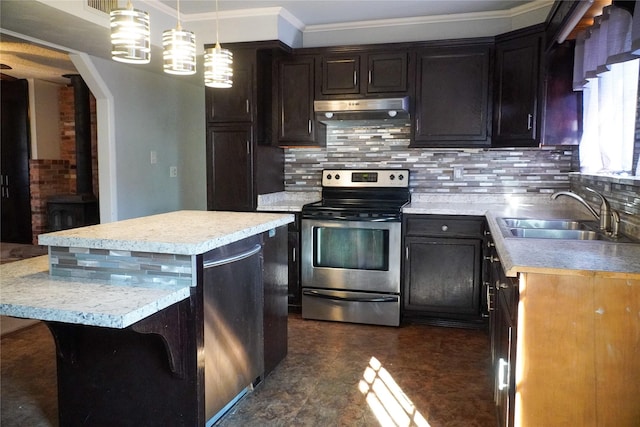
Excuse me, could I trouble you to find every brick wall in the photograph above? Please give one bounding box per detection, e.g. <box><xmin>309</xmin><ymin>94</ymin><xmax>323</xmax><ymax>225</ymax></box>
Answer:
<box><xmin>29</xmin><ymin>159</ymin><xmax>71</xmax><ymax>244</ymax></box>
<box><xmin>58</xmin><ymin>86</ymin><xmax>99</xmax><ymax>197</ymax></box>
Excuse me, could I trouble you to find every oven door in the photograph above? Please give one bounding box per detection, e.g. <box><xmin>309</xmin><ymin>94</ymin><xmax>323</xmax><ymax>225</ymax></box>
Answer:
<box><xmin>300</xmin><ymin>218</ymin><xmax>401</xmax><ymax>293</ymax></box>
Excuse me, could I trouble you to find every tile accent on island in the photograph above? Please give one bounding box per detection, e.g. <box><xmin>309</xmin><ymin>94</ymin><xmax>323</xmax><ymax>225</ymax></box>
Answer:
<box><xmin>49</xmin><ymin>246</ymin><xmax>195</xmax><ymax>287</ymax></box>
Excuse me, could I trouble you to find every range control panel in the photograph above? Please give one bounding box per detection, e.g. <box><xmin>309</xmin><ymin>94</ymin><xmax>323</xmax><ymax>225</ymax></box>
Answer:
<box><xmin>322</xmin><ymin>169</ymin><xmax>410</xmax><ymax>188</ymax></box>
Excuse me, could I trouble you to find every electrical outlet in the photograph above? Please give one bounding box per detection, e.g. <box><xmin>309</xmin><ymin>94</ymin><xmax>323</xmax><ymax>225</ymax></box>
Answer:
<box><xmin>169</xmin><ymin>166</ymin><xmax>177</xmax><ymax>177</ymax></box>
<box><xmin>150</xmin><ymin>151</ymin><xmax>157</xmax><ymax>164</ymax></box>
<box><xmin>453</xmin><ymin>166</ymin><xmax>464</xmax><ymax>180</ymax></box>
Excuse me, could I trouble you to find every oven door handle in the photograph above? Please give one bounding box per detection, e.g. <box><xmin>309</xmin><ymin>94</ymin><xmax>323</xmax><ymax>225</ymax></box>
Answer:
<box><xmin>303</xmin><ymin>289</ymin><xmax>397</xmax><ymax>303</ymax></box>
<box><xmin>304</xmin><ymin>215</ymin><xmax>399</xmax><ymax>222</ymax></box>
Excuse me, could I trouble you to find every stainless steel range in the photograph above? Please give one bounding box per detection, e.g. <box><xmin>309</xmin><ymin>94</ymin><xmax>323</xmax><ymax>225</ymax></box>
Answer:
<box><xmin>300</xmin><ymin>168</ymin><xmax>410</xmax><ymax>326</ymax></box>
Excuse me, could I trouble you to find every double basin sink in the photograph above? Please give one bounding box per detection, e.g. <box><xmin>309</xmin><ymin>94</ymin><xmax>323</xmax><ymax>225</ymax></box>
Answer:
<box><xmin>500</xmin><ymin>218</ymin><xmax>637</xmax><ymax>243</ymax></box>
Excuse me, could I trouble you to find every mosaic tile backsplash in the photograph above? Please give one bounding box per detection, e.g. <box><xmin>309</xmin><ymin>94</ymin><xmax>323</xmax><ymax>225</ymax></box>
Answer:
<box><xmin>49</xmin><ymin>246</ymin><xmax>194</xmax><ymax>287</ymax></box>
<box><xmin>284</xmin><ymin>122</ymin><xmax>577</xmax><ymax>194</ymax></box>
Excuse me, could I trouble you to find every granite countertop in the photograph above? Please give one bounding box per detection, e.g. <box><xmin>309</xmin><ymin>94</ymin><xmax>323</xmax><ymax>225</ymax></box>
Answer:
<box><xmin>38</xmin><ymin>210</ymin><xmax>295</xmax><ymax>255</ymax></box>
<box><xmin>1</xmin><ymin>210</ymin><xmax>295</xmax><ymax>328</ymax></box>
<box><xmin>0</xmin><ymin>256</ymin><xmax>191</xmax><ymax>328</ymax></box>
<box><xmin>257</xmin><ymin>191</ymin><xmax>321</xmax><ymax>212</ymax></box>
<box><xmin>405</xmin><ymin>193</ymin><xmax>640</xmax><ymax>277</ymax></box>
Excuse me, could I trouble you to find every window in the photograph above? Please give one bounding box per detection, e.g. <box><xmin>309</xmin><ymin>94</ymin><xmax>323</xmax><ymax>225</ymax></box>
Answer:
<box><xmin>573</xmin><ymin>4</ymin><xmax>640</xmax><ymax>176</ymax></box>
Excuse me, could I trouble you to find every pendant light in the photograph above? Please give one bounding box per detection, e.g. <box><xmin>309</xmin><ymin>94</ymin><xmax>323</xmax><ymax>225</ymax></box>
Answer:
<box><xmin>110</xmin><ymin>0</ymin><xmax>151</xmax><ymax>64</ymax></box>
<box><xmin>204</xmin><ymin>0</ymin><xmax>233</xmax><ymax>88</ymax></box>
<box><xmin>162</xmin><ymin>0</ymin><xmax>196</xmax><ymax>75</ymax></box>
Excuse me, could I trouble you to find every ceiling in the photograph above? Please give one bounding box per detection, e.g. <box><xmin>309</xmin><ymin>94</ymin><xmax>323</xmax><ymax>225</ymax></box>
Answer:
<box><xmin>0</xmin><ymin>0</ymin><xmax>543</xmax><ymax>85</ymax></box>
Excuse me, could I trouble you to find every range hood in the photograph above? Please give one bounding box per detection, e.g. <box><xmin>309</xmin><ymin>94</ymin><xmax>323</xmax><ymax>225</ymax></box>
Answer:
<box><xmin>314</xmin><ymin>97</ymin><xmax>410</xmax><ymax>122</ymax></box>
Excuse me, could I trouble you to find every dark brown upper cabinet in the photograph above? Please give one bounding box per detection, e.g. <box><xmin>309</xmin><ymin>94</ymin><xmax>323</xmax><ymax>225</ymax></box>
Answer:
<box><xmin>205</xmin><ymin>49</ymin><xmax>254</xmax><ymax>123</ymax></box>
<box><xmin>411</xmin><ymin>42</ymin><xmax>492</xmax><ymax>148</ymax></box>
<box><xmin>317</xmin><ymin>51</ymin><xmax>410</xmax><ymax>98</ymax></box>
<box><xmin>275</xmin><ymin>55</ymin><xmax>326</xmax><ymax>147</ymax></box>
<box><xmin>321</xmin><ymin>55</ymin><xmax>361</xmax><ymax>95</ymax></box>
<box><xmin>492</xmin><ymin>25</ymin><xmax>545</xmax><ymax>147</ymax></box>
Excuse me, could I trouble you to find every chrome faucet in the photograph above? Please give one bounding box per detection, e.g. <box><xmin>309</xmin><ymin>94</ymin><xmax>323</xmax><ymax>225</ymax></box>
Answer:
<box><xmin>551</xmin><ymin>187</ymin><xmax>618</xmax><ymax>236</ymax></box>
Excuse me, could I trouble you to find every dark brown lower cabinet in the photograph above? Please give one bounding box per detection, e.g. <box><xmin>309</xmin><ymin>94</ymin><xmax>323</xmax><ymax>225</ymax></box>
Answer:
<box><xmin>402</xmin><ymin>215</ymin><xmax>484</xmax><ymax>326</ymax></box>
<box><xmin>206</xmin><ymin>125</ymin><xmax>254</xmax><ymax>211</ymax></box>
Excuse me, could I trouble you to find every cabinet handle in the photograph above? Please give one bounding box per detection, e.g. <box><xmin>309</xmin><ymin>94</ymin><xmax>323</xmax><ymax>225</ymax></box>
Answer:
<box><xmin>416</xmin><ymin>118</ymin><xmax>420</xmax><ymax>134</ymax></box>
<box><xmin>308</xmin><ymin>120</ymin><xmax>312</xmax><ymax>135</ymax></box>
<box><xmin>353</xmin><ymin>70</ymin><xmax>357</xmax><ymax>87</ymax></box>
<box><xmin>527</xmin><ymin>114</ymin><xmax>533</xmax><ymax>130</ymax></box>
<box><xmin>498</xmin><ymin>358</ymin><xmax>509</xmax><ymax>390</ymax></box>
<box><xmin>497</xmin><ymin>282</ymin><xmax>511</xmax><ymax>290</ymax></box>
<box><xmin>246</xmin><ymin>99</ymin><xmax>250</xmax><ymax>114</ymax></box>
<box><xmin>486</xmin><ymin>282</ymin><xmax>494</xmax><ymax>312</ymax></box>
<box><xmin>441</xmin><ymin>225</ymin><xmax>448</xmax><ymax>232</ymax></box>
<box><xmin>487</xmin><ymin>240</ymin><xmax>495</xmax><ymax>248</ymax></box>
<box><xmin>368</xmin><ymin>70</ymin><xmax>372</xmax><ymax>85</ymax></box>
<box><xmin>484</xmin><ymin>255</ymin><xmax>499</xmax><ymax>263</ymax></box>
<box><xmin>292</xmin><ymin>246</ymin><xmax>296</xmax><ymax>263</ymax></box>
<box><xmin>405</xmin><ymin>246</ymin><xmax>409</xmax><ymax>260</ymax></box>
<box><xmin>203</xmin><ymin>244</ymin><xmax>262</xmax><ymax>269</ymax></box>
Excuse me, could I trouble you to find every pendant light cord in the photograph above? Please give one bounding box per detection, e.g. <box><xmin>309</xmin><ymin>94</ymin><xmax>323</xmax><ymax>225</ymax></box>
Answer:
<box><xmin>176</xmin><ymin>0</ymin><xmax>182</xmax><ymax>30</ymax></box>
<box><xmin>215</xmin><ymin>0</ymin><xmax>220</xmax><ymax>45</ymax></box>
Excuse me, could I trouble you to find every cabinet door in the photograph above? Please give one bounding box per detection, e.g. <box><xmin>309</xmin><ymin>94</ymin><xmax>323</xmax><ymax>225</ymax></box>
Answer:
<box><xmin>494</xmin><ymin>291</ymin><xmax>517</xmax><ymax>427</ymax></box>
<box><xmin>276</xmin><ymin>56</ymin><xmax>323</xmax><ymax>146</ymax></box>
<box><xmin>412</xmin><ymin>45</ymin><xmax>491</xmax><ymax>147</ymax></box>
<box><xmin>321</xmin><ymin>55</ymin><xmax>360</xmax><ymax>95</ymax></box>
<box><xmin>493</xmin><ymin>30</ymin><xmax>543</xmax><ymax>146</ymax></box>
<box><xmin>366</xmin><ymin>52</ymin><xmax>408</xmax><ymax>94</ymax></box>
<box><xmin>287</xmin><ymin>223</ymin><xmax>301</xmax><ymax>309</ymax></box>
<box><xmin>206</xmin><ymin>125</ymin><xmax>254</xmax><ymax>211</ymax></box>
<box><xmin>205</xmin><ymin>49</ymin><xmax>254</xmax><ymax>123</ymax></box>
<box><xmin>404</xmin><ymin>236</ymin><xmax>482</xmax><ymax>318</ymax></box>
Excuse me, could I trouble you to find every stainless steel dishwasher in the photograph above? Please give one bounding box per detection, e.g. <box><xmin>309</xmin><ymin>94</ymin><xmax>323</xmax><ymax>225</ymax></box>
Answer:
<box><xmin>202</xmin><ymin>235</ymin><xmax>264</xmax><ymax>425</ymax></box>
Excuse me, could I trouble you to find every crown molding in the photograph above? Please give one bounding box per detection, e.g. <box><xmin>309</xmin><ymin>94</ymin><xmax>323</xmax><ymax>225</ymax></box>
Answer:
<box><xmin>305</xmin><ymin>0</ymin><xmax>554</xmax><ymax>33</ymax></box>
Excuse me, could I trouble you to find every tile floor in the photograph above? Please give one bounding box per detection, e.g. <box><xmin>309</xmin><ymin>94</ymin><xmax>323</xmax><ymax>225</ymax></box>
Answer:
<box><xmin>0</xmin><ymin>313</ymin><xmax>496</xmax><ymax>427</ymax></box>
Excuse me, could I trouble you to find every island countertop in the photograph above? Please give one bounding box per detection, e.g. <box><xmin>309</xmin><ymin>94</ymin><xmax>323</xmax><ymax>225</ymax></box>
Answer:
<box><xmin>38</xmin><ymin>210</ymin><xmax>294</xmax><ymax>255</ymax></box>
<box><xmin>1</xmin><ymin>210</ymin><xmax>294</xmax><ymax>328</ymax></box>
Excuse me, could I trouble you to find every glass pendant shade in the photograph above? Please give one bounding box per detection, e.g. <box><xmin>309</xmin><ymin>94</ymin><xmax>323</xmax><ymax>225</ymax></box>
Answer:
<box><xmin>110</xmin><ymin>2</ymin><xmax>150</xmax><ymax>64</ymax></box>
<box><xmin>162</xmin><ymin>26</ymin><xmax>196</xmax><ymax>75</ymax></box>
<box><xmin>204</xmin><ymin>44</ymin><xmax>233</xmax><ymax>88</ymax></box>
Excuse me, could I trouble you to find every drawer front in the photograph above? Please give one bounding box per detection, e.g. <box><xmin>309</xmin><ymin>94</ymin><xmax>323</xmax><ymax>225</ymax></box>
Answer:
<box><xmin>405</xmin><ymin>216</ymin><xmax>484</xmax><ymax>237</ymax></box>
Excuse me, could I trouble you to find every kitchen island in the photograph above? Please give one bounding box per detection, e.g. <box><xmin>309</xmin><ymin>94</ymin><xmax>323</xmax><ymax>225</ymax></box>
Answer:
<box><xmin>0</xmin><ymin>210</ymin><xmax>294</xmax><ymax>426</ymax></box>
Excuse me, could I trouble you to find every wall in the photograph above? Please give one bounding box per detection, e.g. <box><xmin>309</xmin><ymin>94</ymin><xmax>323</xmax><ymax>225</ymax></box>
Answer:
<box><xmin>284</xmin><ymin>122</ymin><xmax>576</xmax><ymax>194</ymax></box>
<box><xmin>28</xmin><ymin>79</ymin><xmax>60</xmax><ymax>159</ymax></box>
<box><xmin>83</xmin><ymin>55</ymin><xmax>207</xmax><ymax>221</ymax></box>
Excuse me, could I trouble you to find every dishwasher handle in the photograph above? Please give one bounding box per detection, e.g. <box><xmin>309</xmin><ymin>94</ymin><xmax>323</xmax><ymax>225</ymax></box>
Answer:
<box><xmin>203</xmin><ymin>244</ymin><xmax>262</xmax><ymax>269</ymax></box>
<box><xmin>303</xmin><ymin>289</ymin><xmax>397</xmax><ymax>303</ymax></box>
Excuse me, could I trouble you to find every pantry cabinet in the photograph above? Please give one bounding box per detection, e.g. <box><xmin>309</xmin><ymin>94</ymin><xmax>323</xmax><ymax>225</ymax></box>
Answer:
<box><xmin>403</xmin><ymin>215</ymin><xmax>485</xmax><ymax>326</ymax></box>
<box><xmin>205</xmin><ymin>42</ymin><xmax>287</xmax><ymax>211</ymax></box>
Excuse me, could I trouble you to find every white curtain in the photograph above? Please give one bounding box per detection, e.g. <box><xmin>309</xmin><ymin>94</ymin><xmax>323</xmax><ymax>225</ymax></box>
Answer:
<box><xmin>574</xmin><ymin>3</ymin><xmax>640</xmax><ymax>175</ymax></box>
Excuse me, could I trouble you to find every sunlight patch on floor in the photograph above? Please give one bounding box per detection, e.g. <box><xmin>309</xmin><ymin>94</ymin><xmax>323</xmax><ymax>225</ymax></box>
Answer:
<box><xmin>359</xmin><ymin>356</ymin><xmax>430</xmax><ymax>427</ymax></box>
